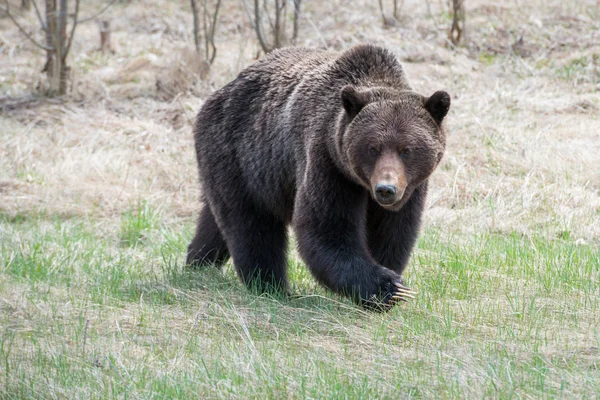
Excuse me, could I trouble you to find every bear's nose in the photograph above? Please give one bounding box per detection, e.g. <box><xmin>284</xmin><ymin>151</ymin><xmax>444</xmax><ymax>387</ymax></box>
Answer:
<box><xmin>375</xmin><ymin>184</ymin><xmax>397</xmax><ymax>204</ymax></box>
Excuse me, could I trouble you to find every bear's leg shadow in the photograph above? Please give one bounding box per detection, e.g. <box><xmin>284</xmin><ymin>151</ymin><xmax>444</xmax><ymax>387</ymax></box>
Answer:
<box><xmin>214</xmin><ymin>202</ymin><xmax>289</xmax><ymax>294</ymax></box>
<box><xmin>187</xmin><ymin>204</ymin><xmax>230</xmax><ymax>268</ymax></box>
<box><xmin>366</xmin><ymin>182</ymin><xmax>427</xmax><ymax>276</ymax></box>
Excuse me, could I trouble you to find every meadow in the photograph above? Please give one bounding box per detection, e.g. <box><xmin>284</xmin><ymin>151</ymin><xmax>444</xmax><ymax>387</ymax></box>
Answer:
<box><xmin>1</xmin><ymin>0</ymin><xmax>599</xmax><ymax>397</ymax></box>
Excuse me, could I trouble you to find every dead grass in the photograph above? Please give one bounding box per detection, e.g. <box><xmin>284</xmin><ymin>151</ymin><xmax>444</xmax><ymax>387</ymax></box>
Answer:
<box><xmin>1</xmin><ymin>0</ymin><xmax>598</xmax><ymax>242</ymax></box>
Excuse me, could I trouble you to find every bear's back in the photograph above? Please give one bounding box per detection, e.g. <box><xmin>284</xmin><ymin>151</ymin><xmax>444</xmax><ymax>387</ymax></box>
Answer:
<box><xmin>194</xmin><ymin>45</ymin><xmax>411</xmax><ymax>222</ymax></box>
<box><xmin>244</xmin><ymin>44</ymin><xmax>409</xmax><ymax>90</ymax></box>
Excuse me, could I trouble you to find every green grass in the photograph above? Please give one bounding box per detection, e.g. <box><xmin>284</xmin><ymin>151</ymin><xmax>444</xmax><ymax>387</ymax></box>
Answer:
<box><xmin>119</xmin><ymin>200</ymin><xmax>160</xmax><ymax>247</ymax></box>
<box><xmin>0</xmin><ymin>212</ymin><xmax>599</xmax><ymax>398</ymax></box>
<box><xmin>556</xmin><ymin>54</ymin><xmax>600</xmax><ymax>84</ymax></box>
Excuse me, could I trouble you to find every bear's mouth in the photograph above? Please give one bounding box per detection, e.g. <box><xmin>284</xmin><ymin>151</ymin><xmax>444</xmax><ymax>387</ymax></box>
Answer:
<box><xmin>372</xmin><ymin>186</ymin><xmax>411</xmax><ymax>211</ymax></box>
<box><xmin>377</xmin><ymin>198</ymin><xmax>403</xmax><ymax>211</ymax></box>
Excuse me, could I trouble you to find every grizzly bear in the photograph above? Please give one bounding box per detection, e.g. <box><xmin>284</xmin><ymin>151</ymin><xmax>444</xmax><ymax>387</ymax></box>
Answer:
<box><xmin>187</xmin><ymin>44</ymin><xmax>450</xmax><ymax>311</ymax></box>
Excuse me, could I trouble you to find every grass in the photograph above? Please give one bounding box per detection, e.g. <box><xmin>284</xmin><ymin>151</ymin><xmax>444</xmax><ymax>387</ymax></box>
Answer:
<box><xmin>556</xmin><ymin>54</ymin><xmax>600</xmax><ymax>84</ymax></box>
<box><xmin>1</xmin><ymin>213</ymin><xmax>598</xmax><ymax>398</ymax></box>
<box><xmin>119</xmin><ymin>200</ymin><xmax>160</xmax><ymax>247</ymax></box>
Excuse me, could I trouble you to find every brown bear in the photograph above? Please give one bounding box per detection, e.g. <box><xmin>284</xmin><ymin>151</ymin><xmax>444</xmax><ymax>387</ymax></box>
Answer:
<box><xmin>187</xmin><ymin>44</ymin><xmax>450</xmax><ymax>311</ymax></box>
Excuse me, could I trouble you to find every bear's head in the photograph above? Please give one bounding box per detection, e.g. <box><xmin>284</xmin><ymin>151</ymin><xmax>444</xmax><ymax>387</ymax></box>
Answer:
<box><xmin>339</xmin><ymin>85</ymin><xmax>450</xmax><ymax>211</ymax></box>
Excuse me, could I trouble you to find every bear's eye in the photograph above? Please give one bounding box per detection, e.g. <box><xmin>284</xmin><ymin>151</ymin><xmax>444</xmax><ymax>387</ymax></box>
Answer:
<box><xmin>400</xmin><ymin>148</ymin><xmax>411</xmax><ymax>159</ymax></box>
<box><xmin>369</xmin><ymin>147</ymin><xmax>380</xmax><ymax>157</ymax></box>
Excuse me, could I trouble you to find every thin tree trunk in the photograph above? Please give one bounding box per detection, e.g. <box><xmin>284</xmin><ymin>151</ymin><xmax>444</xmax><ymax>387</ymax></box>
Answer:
<box><xmin>292</xmin><ymin>0</ymin><xmax>301</xmax><ymax>44</ymax></box>
<box><xmin>57</xmin><ymin>0</ymin><xmax>67</xmax><ymax>94</ymax></box>
<box><xmin>202</xmin><ymin>0</ymin><xmax>209</xmax><ymax>60</ymax></box>
<box><xmin>273</xmin><ymin>0</ymin><xmax>280</xmax><ymax>49</ymax></box>
<box><xmin>6</xmin><ymin>0</ymin><xmax>79</xmax><ymax>95</ymax></box>
<box><xmin>99</xmin><ymin>20</ymin><xmax>111</xmax><ymax>53</ymax></box>
<box><xmin>393</xmin><ymin>0</ymin><xmax>404</xmax><ymax>19</ymax></box>
<box><xmin>377</xmin><ymin>0</ymin><xmax>385</xmax><ymax>24</ymax></box>
<box><xmin>190</xmin><ymin>0</ymin><xmax>200</xmax><ymax>52</ymax></box>
<box><xmin>44</xmin><ymin>0</ymin><xmax>57</xmax><ymax>93</ymax></box>
<box><xmin>253</xmin><ymin>0</ymin><xmax>270</xmax><ymax>53</ymax></box>
<box><xmin>207</xmin><ymin>0</ymin><xmax>220</xmax><ymax>64</ymax></box>
<box><xmin>448</xmin><ymin>0</ymin><xmax>465</xmax><ymax>45</ymax></box>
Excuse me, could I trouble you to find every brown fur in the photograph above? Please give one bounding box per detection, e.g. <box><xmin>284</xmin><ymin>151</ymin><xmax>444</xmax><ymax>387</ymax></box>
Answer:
<box><xmin>187</xmin><ymin>44</ymin><xmax>450</xmax><ymax>310</ymax></box>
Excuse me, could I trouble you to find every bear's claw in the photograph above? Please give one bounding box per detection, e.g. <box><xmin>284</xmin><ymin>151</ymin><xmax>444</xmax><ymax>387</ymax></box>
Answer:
<box><xmin>389</xmin><ymin>282</ymin><xmax>417</xmax><ymax>304</ymax></box>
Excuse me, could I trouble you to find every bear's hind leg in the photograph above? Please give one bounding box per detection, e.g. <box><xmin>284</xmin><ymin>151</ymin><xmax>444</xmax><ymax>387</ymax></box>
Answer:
<box><xmin>187</xmin><ymin>205</ymin><xmax>230</xmax><ymax>268</ymax></box>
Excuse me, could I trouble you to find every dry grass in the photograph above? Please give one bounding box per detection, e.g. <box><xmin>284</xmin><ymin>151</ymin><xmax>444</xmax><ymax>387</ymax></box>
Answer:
<box><xmin>1</xmin><ymin>0</ymin><xmax>598</xmax><ymax>240</ymax></box>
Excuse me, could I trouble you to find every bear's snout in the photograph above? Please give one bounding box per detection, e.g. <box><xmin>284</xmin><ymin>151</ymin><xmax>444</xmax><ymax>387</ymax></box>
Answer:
<box><xmin>369</xmin><ymin>151</ymin><xmax>407</xmax><ymax>208</ymax></box>
<box><xmin>375</xmin><ymin>184</ymin><xmax>398</xmax><ymax>204</ymax></box>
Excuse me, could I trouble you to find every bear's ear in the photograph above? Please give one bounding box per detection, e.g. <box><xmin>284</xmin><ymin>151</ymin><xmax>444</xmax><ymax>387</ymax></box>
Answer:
<box><xmin>341</xmin><ymin>85</ymin><xmax>369</xmax><ymax>119</ymax></box>
<box><xmin>424</xmin><ymin>91</ymin><xmax>451</xmax><ymax>125</ymax></box>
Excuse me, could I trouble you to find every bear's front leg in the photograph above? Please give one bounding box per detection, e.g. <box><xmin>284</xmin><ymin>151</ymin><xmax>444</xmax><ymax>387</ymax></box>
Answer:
<box><xmin>366</xmin><ymin>181</ymin><xmax>428</xmax><ymax>276</ymax></box>
<box><xmin>294</xmin><ymin>166</ymin><xmax>415</xmax><ymax>311</ymax></box>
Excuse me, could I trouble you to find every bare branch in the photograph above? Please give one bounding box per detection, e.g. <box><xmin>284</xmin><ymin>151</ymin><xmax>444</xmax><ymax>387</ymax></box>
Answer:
<box><xmin>208</xmin><ymin>0</ymin><xmax>221</xmax><ymax>64</ymax></box>
<box><xmin>208</xmin><ymin>37</ymin><xmax>217</xmax><ymax>64</ymax></box>
<box><xmin>377</xmin><ymin>0</ymin><xmax>385</xmax><ymax>23</ymax></box>
<box><xmin>202</xmin><ymin>0</ymin><xmax>208</xmax><ymax>60</ymax></box>
<box><xmin>31</xmin><ymin>0</ymin><xmax>47</xmax><ymax>31</ymax></box>
<box><xmin>262</xmin><ymin>0</ymin><xmax>274</xmax><ymax>32</ymax></box>
<box><xmin>2</xmin><ymin>0</ymin><xmax>52</xmax><ymax>51</ymax></box>
<box><xmin>195</xmin><ymin>0</ymin><xmax>220</xmax><ymax>64</ymax></box>
<box><xmin>209</xmin><ymin>0</ymin><xmax>220</xmax><ymax>43</ymax></box>
<box><xmin>240</xmin><ymin>0</ymin><xmax>254</xmax><ymax>24</ymax></box>
<box><xmin>393</xmin><ymin>0</ymin><xmax>405</xmax><ymax>19</ymax></box>
<box><xmin>58</xmin><ymin>0</ymin><xmax>66</xmax><ymax>55</ymax></box>
<box><xmin>63</xmin><ymin>0</ymin><xmax>79</xmax><ymax>61</ymax></box>
<box><xmin>76</xmin><ymin>0</ymin><xmax>118</xmax><ymax>24</ymax></box>
<box><xmin>253</xmin><ymin>0</ymin><xmax>271</xmax><ymax>53</ymax></box>
<box><xmin>190</xmin><ymin>0</ymin><xmax>200</xmax><ymax>52</ymax></box>
<box><xmin>448</xmin><ymin>0</ymin><xmax>465</xmax><ymax>45</ymax></box>
<box><xmin>274</xmin><ymin>0</ymin><xmax>280</xmax><ymax>49</ymax></box>
<box><xmin>43</xmin><ymin>0</ymin><xmax>56</xmax><ymax>76</ymax></box>
<box><xmin>292</xmin><ymin>0</ymin><xmax>301</xmax><ymax>43</ymax></box>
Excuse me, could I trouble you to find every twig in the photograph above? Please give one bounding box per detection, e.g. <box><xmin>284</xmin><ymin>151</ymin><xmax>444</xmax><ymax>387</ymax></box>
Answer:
<box><xmin>274</xmin><ymin>0</ymin><xmax>281</xmax><ymax>49</ymax></box>
<box><xmin>30</xmin><ymin>0</ymin><xmax>47</xmax><ymax>31</ymax></box>
<box><xmin>2</xmin><ymin>0</ymin><xmax>52</xmax><ymax>51</ymax></box>
<box><xmin>63</xmin><ymin>0</ymin><xmax>79</xmax><ymax>62</ymax></box>
<box><xmin>448</xmin><ymin>0</ymin><xmax>465</xmax><ymax>45</ymax></box>
<box><xmin>253</xmin><ymin>0</ymin><xmax>271</xmax><ymax>53</ymax></box>
<box><xmin>190</xmin><ymin>0</ymin><xmax>200</xmax><ymax>52</ymax></box>
<box><xmin>377</xmin><ymin>0</ymin><xmax>385</xmax><ymax>23</ymax></box>
<box><xmin>279</xmin><ymin>0</ymin><xmax>287</xmax><ymax>39</ymax></box>
<box><xmin>302</xmin><ymin>10</ymin><xmax>327</xmax><ymax>49</ymax></box>
<box><xmin>43</xmin><ymin>0</ymin><xmax>57</xmax><ymax>77</ymax></box>
<box><xmin>240</xmin><ymin>0</ymin><xmax>253</xmax><ymax>24</ymax></box>
<box><xmin>262</xmin><ymin>0</ymin><xmax>274</xmax><ymax>32</ymax></box>
<box><xmin>76</xmin><ymin>0</ymin><xmax>118</xmax><ymax>24</ymax></box>
<box><xmin>197</xmin><ymin>0</ymin><xmax>219</xmax><ymax>63</ymax></box>
<box><xmin>82</xmin><ymin>319</ymin><xmax>89</xmax><ymax>355</ymax></box>
<box><xmin>202</xmin><ymin>0</ymin><xmax>208</xmax><ymax>60</ymax></box>
<box><xmin>292</xmin><ymin>0</ymin><xmax>301</xmax><ymax>43</ymax></box>
<box><xmin>208</xmin><ymin>0</ymin><xmax>221</xmax><ymax>64</ymax></box>
<box><xmin>393</xmin><ymin>0</ymin><xmax>404</xmax><ymax>19</ymax></box>
<box><xmin>58</xmin><ymin>0</ymin><xmax>67</xmax><ymax>55</ymax></box>
<box><xmin>52</xmin><ymin>0</ymin><xmax>65</xmax><ymax>94</ymax></box>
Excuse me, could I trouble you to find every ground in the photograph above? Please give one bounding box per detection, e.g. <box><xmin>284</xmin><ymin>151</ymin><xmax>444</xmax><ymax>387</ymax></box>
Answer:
<box><xmin>1</xmin><ymin>0</ymin><xmax>599</xmax><ymax>398</ymax></box>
